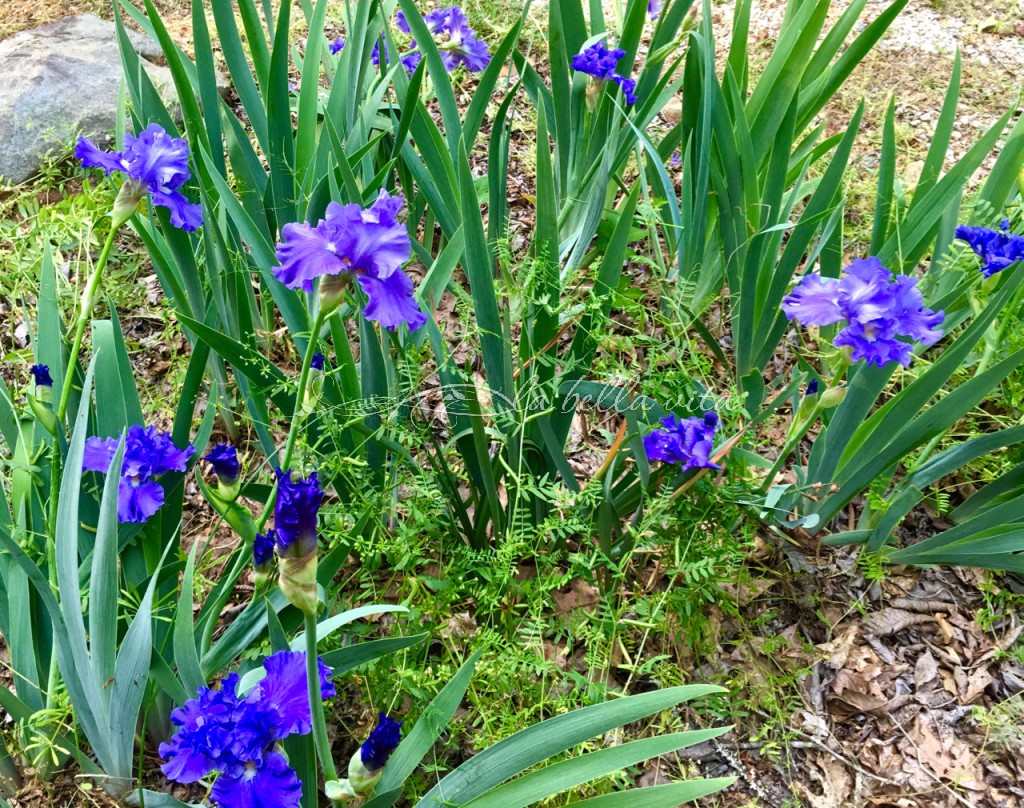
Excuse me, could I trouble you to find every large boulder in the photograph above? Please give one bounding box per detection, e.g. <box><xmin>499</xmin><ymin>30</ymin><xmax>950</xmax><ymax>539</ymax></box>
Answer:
<box><xmin>0</xmin><ymin>14</ymin><xmax>195</xmax><ymax>184</ymax></box>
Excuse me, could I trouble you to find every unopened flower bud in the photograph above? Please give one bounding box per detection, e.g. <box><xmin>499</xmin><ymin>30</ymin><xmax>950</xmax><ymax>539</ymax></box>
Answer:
<box><xmin>319</xmin><ymin>273</ymin><xmax>352</xmax><ymax>315</ymax></box>
<box><xmin>205</xmin><ymin>443</ymin><xmax>241</xmax><ymax>501</ymax></box>
<box><xmin>112</xmin><ymin>178</ymin><xmax>146</xmax><ymax>229</ymax></box>
<box><xmin>302</xmin><ymin>354</ymin><xmax>326</xmax><ymax>415</ymax></box>
<box><xmin>345</xmin><ymin>714</ymin><xmax>402</xmax><ymax>794</ymax></box>
<box><xmin>278</xmin><ymin>553</ymin><xmax>319</xmax><ymax>615</ymax></box>
<box><xmin>820</xmin><ymin>386</ymin><xmax>847</xmax><ymax>409</ymax></box>
<box><xmin>273</xmin><ymin>469</ymin><xmax>324</xmax><ymax>615</ymax></box>
<box><xmin>253</xmin><ymin>530</ymin><xmax>276</xmax><ymax>589</ymax></box>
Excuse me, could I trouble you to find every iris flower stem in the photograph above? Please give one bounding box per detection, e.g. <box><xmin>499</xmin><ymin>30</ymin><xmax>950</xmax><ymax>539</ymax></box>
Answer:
<box><xmin>44</xmin><ymin>442</ymin><xmax>61</xmax><ymax>711</ymax></box>
<box><xmin>254</xmin><ymin>308</ymin><xmax>328</xmax><ymax>534</ymax></box>
<box><xmin>57</xmin><ymin>224</ymin><xmax>119</xmax><ymax>423</ymax></box>
<box><xmin>305</xmin><ymin>611</ymin><xmax>340</xmax><ymax>788</ymax></box>
<box><xmin>279</xmin><ymin>308</ymin><xmax>328</xmax><ymax>479</ymax></box>
<box><xmin>759</xmin><ymin>405</ymin><xmax>821</xmax><ymax>496</ymax></box>
<box><xmin>200</xmin><ymin>310</ymin><xmax>327</xmax><ymax>656</ymax></box>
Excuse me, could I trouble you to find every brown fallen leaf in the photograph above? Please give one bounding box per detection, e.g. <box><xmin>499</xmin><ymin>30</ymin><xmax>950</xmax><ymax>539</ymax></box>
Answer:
<box><xmin>864</xmin><ymin>609</ymin><xmax>936</xmax><ymax>637</ymax></box>
<box><xmin>553</xmin><ymin>579</ymin><xmax>600</xmax><ymax>616</ymax></box>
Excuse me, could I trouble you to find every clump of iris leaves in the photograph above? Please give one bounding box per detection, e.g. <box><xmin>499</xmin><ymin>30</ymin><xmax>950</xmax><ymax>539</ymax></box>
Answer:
<box><xmin>0</xmin><ymin>0</ymin><xmax>1023</xmax><ymax>806</ymax></box>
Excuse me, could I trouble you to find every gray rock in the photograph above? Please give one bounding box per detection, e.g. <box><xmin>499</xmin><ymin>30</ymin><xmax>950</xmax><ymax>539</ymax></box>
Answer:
<box><xmin>0</xmin><ymin>15</ymin><xmax>199</xmax><ymax>184</ymax></box>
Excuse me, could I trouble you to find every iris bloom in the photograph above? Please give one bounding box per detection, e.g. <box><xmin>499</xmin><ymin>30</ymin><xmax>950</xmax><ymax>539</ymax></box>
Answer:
<box><xmin>75</xmin><ymin>123</ymin><xmax>202</xmax><ymax>231</ymax></box>
<box><xmin>649</xmin><ymin>0</ymin><xmax>663</xmax><ymax>19</ymax></box>
<box><xmin>571</xmin><ymin>42</ymin><xmax>637</xmax><ymax>106</ymax></box>
<box><xmin>396</xmin><ymin>7</ymin><xmax>491</xmax><ymax>73</ymax></box>
<box><xmin>329</xmin><ymin>37</ymin><xmax>345</xmax><ymax>55</ymax></box>
<box><xmin>782</xmin><ymin>257</ymin><xmax>944</xmax><ymax>368</ymax></box>
<box><xmin>273</xmin><ymin>190</ymin><xmax>427</xmax><ymax>331</ymax></box>
<box><xmin>955</xmin><ymin>220</ymin><xmax>1024</xmax><ymax>278</ymax></box>
<box><xmin>643</xmin><ymin>412</ymin><xmax>721</xmax><ymax>471</ymax></box>
<box><xmin>160</xmin><ymin>651</ymin><xmax>336</xmax><ymax>808</ymax></box>
<box><xmin>83</xmin><ymin>424</ymin><xmax>195</xmax><ymax>523</ymax></box>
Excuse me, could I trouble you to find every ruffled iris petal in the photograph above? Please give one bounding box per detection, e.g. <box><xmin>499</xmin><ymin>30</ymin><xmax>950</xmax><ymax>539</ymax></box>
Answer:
<box><xmin>253</xmin><ymin>650</ymin><xmax>336</xmax><ymax>738</ymax></box>
<box><xmin>74</xmin><ymin>136</ymin><xmax>126</xmax><ymax>175</ymax></box>
<box><xmin>326</xmin><ymin>193</ymin><xmax>410</xmax><ymax>280</ymax></box>
<box><xmin>571</xmin><ymin>42</ymin><xmax>625</xmax><ymax>80</ymax></box>
<box><xmin>123</xmin><ymin>123</ymin><xmax>191</xmax><ymax>192</ymax></box>
<box><xmin>360</xmin><ymin>713</ymin><xmax>403</xmax><ymax>771</ymax></box>
<box><xmin>83</xmin><ymin>436</ymin><xmax>119</xmax><ymax>472</ymax></box>
<box><xmin>118</xmin><ymin>478</ymin><xmax>165</xmax><ymax>523</ymax></box>
<box><xmin>150</xmin><ymin>189</ymin><xmax>203</xmax><ymax>231</ymax></box>
<box><xmin>273</xmin><ymin>219</ymin><xmax>350</xmax><ymax>292</ymax></box>
<box><xmin>358</xmin><ymin>270</ymin><xmax>427</xmax><ymax>332</ymax></box>
<box><xmin>781</xmin><ymin>273</ymin><xmax>844</xmax><ymax>325</ymax></box>
<box><xmin>209</xmin><ymin>752</ymin><xmax>302</xmax><ymax>808</ymax></box>
<box><xmin>273</xmin><ymin>470</ymin><xmax>324</xmax><ymax>557</ymax></box>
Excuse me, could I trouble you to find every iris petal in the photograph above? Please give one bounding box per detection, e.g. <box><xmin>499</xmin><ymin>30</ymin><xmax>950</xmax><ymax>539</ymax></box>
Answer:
<box><xmin>358</xmin><ymin>269</ymin><xmax>427</xmax><ymax>332</ymax></box>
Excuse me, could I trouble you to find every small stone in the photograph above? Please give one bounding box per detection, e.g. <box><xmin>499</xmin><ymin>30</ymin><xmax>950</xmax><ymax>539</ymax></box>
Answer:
<box><xmin>0</xmin><ymin>15</ymin><xmax>226</xmax><ymax>184</ymax></box>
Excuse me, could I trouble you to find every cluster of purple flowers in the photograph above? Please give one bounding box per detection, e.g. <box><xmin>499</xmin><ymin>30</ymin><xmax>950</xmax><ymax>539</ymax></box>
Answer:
<box><xmin>83</xmin><ymin>424</ymin><xmax>195</xmax><ymax>523</ymax></box>
<box><xmin>643</xmin><ymin>412</ymin><xmax>721</xmax><ymax>470</ymax></box>
<box><xmin>160</xmin><ymin>650</ymin><xmax>336</xmax><ymax>808</ymax></box>
<box><xmin>956</xmin><ymin>220</ymin><xmax>1024</xmax><ymax>278</ymax></box>
<box><xmin>571</xmin><ymin>41</ymin><xmax>637</xmax><ymax>105</ymax></box>
<box><xmin>75</xmin><ymin>123</ymin><xmax>202</xmax><ymax>231</ymax></box>
<box><xmin>782</xmin><ymin>257</ymin><xmax>944</xmax><ymax>368</ymax></box>
<box><xmin>357</xmin><ymin>6</ymin><xmax>489</xmax><ymax>75</ymax></box>
<box><xmin>273</xmin><ymin>189</ymin><xmax>426</xmax><ymax>331</ymax></box>
<box><xmin>396</xmin><ymin>6</ymin><xmax>491</xmax><ymax>73</ymax></box>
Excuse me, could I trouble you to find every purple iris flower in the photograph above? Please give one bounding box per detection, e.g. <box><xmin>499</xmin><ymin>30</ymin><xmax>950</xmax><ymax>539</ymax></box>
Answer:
<box><xmin>649</xmin><ymin>0</ymin><xmax>663</xmax><ymax>19</ymax></box>
<box><xmin>782</xmin><ymin>257</ymin><xmax>944</xmax><ymax>368</ymax></box>
<box><xmin>360</xmin><ymin>713</ymin><xmax>403</xmax><ymax>772</ymax></box>
<box><xmin>955</xmin><ymin>221</ymin><xmax>1024</xmax><ymax>278</ymax></box>
<box><xmin>572</xmin><ymin>41</ymin><xmax>625</xmax><ymax>80</ymax></box>
<box><xmin>571</xmin><ymin>42</ymin><xmax>637</xmax><ymax>105</ymax></box>
<box><xmin>30</xmin><ymin>364</ymin><xmax>52</xmax><ymax>387</ymax></box>
<box><xmin>75</xmin><ymin>123</ymin><xmax>202</xmax><ymax>231</ymax></box>
<box><xmin>805</xmin><ymin>379</ymin><xmax>819</xmax><ymax>397</ymax></box>
<box><xmin>310</xmin><ymin>353</ymin><xmax>325</xmax><ymax>371</ymax></box>
<box><xmin>643</xmin><ymin>412</ymin><xmax>721</xmax><ymax>471</ymax></box>
<box><xmin>670</xmin><ymin>151</ymin><xmax>682</xmax><ymax>168</ymax></box>
<box><xmin>273</xmin><ymin>469</ymin><xmax>324</xmax><ymax>559</ymax></box>
<box><xmin>83</xmin><ymin>424</ymin><xmax>195</xmax><ymax>523</ymax></box>
<box><xmin>435</xmin><ymin>8</ymin><xmax>490</xmax><ymax>72</ymax></box>
<box><xmin>273</xmin><ymin>190</ymin><xmax>427</xmax><ymax>331</ymax></box>
<box><xmin>160</xmin><ymin>651</ymin><xmax>336</xmax><ymax>808</ymax></box>
<box><xmin>206</xmin><ymin>443</ymin><xmax>239</xmax><ymax>485</ymax></box>
<box><xmin>329</xmin><ymin>37</ymin><xmax>345</xmax><ymax>55</ymax></box>
<box><xmin>253</xmin><ymin>530</ymin><xmax>276</xmax><ymax>569</ymax></box>
<box><xmin>398</xmin><ymin>7</ymin><xmax>490</xmax><ymax>73</ymax></box>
